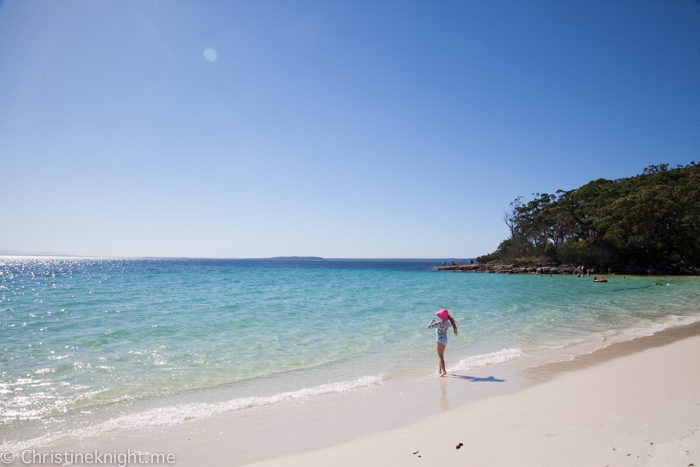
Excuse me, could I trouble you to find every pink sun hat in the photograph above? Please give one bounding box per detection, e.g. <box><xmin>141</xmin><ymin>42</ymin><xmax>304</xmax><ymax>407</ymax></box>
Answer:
<box><xmin>436</xmin><ymin>309</ymin><xmax>449</xmax><ymax>321</ymax></box>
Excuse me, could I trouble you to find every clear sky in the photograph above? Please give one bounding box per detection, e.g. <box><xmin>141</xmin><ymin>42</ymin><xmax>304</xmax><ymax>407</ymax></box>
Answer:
<box><xmin>1</xmin><ymin>0</ymin><xmax>699</xmax><ymax>258</ymax></box>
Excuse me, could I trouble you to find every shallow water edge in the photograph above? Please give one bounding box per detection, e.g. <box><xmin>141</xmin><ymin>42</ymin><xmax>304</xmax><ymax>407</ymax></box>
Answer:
<box><xmin>7</xmin><ymin>317</ymin><xmax>700</xmax><ymax>467</ymax></box>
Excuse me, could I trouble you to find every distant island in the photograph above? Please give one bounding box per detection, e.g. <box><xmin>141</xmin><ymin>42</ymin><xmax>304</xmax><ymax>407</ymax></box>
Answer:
<box><xmin>262</xmin><ymin>256</ymin><xmax>325</xmax><ymax>261</ymax></box>
<box><xmin>442</xmin><ymin>163</ymin><xmax>700</xmax><ymax>275</ymax></box>
<box><xmin>262</xmin><ymin>257</ymin><xmax>470</xmax><ymax>263</ymax></box>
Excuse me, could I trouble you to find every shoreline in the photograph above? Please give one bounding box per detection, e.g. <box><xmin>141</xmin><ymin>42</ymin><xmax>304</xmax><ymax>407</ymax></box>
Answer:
<box><xmin>245</xmin><ymin>320</ymin><xmax>700</xmax><ymax>467</ymax></box>
<box><xmin>5</xmin><ymin>258</ymin><xmax>700</xmax><ymax>466</ymax></box>
<box><xmin>435</xmin><ymin>263</ymin><xmax>700</xmax><ymax>275</ymax></box>
<box><xmin>13</xmin><ymin>318</ymin><xmax>700</xmax><ymax>467</ymax></box>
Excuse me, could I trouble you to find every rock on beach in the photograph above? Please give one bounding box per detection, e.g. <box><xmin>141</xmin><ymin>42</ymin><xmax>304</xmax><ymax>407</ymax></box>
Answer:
<box><xmin>433</xmin><ymin>264</ymin><xmax>700</xmax><ymax>276</ymax></box>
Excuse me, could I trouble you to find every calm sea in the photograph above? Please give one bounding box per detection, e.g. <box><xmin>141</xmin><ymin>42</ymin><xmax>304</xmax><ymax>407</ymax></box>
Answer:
<box><xmin>2</xmin><ymin>257</ymin><xmax>699</xmax><ymax>450</ymax></box>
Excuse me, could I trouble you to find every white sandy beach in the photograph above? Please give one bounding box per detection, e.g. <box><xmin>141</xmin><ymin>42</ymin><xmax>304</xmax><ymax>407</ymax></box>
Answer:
<box><xmin>13</xmin><ymin>323</ymin><xmax>700</xmax><ymax>467</ymax></box>
<box><xmin>242</xmin><ymin>330</ymin><xmax>700</xmax><ymax>467</ymax></box>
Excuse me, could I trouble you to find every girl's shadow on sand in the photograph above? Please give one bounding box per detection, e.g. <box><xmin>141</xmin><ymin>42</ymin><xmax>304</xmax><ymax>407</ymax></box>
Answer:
<box><xmin>447</xmin><ymin>375</ymin><xmax>505</xmax><ymax>382</ymax></box>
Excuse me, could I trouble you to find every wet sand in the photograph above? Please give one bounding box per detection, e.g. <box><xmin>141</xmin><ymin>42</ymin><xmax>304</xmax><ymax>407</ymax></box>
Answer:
<box><xmin>15</xmin><ymin>322</ymin><xmax>700</xmax><ymax>466</ymax></box>
<box><xmin>242</xmin><ymin>322</ymin><xmax>700</xmax><ymax>466</ymax></box>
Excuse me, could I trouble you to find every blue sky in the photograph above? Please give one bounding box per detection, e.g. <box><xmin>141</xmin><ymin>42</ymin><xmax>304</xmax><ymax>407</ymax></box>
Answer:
<box><xmin>1</xmin><ymin>0</ymin><xmax>699</xmax><ymax>258</ymax></box>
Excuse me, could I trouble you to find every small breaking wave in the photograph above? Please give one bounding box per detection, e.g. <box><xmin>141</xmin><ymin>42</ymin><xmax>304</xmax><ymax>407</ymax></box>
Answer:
<box><xmin>447</xmin><ymin>348</ymin><xmax>525</xmax><ymax>372</ymax></box>
<box><xmin>0</xmin><ymin>375</ymin><xmax>382</xmax><ymax>453</ymax></box>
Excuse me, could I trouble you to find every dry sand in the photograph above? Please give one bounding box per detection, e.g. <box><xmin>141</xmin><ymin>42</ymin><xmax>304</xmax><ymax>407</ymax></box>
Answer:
<box><xmin>16</xmin><ymin>324</ymin><xmax>700</xmax><ymax>467</ymax></box>
<box><xmin>244</xmin><ymin>329</ymin><xmax>700</xmax><ymax>467</ymax></box>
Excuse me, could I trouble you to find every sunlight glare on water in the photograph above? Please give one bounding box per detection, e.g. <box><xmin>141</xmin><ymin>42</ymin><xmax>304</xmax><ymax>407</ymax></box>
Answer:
<box><xmin>1</xmin><ymin>257</ymin><xmax>699</xmax><ymax>448</ymax></box>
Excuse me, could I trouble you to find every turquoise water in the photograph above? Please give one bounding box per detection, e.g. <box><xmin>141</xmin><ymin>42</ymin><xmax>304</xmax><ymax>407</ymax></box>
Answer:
<box><xmin>1</xmin><ymin>257</ymin><xmax>699</xmax><ymax>449</ymax></box>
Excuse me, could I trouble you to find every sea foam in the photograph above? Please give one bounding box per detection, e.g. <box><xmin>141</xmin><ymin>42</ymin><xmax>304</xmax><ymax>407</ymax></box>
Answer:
<box><xmin>447</xmin><ymin>348</ymin><xmax>525</xmax><ymax>372</ymax></box>
<box><xmin>0</xmin><ymin>375</ymin><xmax>382</xmax><ymax>453</ymax></box>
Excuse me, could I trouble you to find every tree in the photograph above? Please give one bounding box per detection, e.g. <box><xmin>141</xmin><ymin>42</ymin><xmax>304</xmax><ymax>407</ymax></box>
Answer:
<box><xmin>481</xmin><ymin>162</ymin><xmax>700</xmax><ymax>266</ymax></box>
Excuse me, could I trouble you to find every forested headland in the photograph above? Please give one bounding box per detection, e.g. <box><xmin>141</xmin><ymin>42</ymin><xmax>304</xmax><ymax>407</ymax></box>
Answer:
<box><xmin>476</xmin><ymin>163</ymin><xmax>700</xmax><ymax>271</ymax></box>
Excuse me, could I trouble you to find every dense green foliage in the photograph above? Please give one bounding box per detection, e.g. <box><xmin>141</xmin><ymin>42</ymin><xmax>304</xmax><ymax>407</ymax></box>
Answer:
<box><xmin>479</xmin><ymin>163</ymin><xmax>700</xmax><ymax>267</ymax></box>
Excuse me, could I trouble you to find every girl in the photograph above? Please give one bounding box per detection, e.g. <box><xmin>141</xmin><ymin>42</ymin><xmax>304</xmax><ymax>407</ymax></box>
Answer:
<box><xmin>428</xmin><ymin>309</ymin><xmax>458</xmax><ymax>377</ymax></box>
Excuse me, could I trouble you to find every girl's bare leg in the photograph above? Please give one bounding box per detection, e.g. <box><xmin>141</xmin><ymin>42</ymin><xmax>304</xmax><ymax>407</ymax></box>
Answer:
<box><xmin>436</xmin><ymin>342</ymin><xmax>447</xmax><ymax>376</ymax></box>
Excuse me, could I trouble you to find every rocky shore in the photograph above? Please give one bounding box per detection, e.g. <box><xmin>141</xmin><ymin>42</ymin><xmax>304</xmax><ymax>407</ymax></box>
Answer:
<box><xmin>434</xmin><ymin>263</ymin><xmax>700</xmax><ymax>275</ymax></box>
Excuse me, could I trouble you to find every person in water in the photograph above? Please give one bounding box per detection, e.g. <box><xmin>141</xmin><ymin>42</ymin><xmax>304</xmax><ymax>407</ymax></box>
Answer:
<box><xmin>428</xmin><ymin>309</ymin><xmax>458</xmax><ymax>377</ymax></box>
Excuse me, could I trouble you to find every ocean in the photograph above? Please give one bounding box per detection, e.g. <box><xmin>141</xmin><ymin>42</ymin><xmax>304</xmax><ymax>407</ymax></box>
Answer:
<box><xmin>1</xmin><ymin>257</ymin><xmax>699</xmax><ymax>451</ymax></box>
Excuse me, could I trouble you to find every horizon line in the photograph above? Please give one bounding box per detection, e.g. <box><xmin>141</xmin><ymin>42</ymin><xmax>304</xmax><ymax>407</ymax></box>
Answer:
<box><xmin>0</xmin><ymin>252</ymin><xmax>476</xmax><ymax>261</ymax></box>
